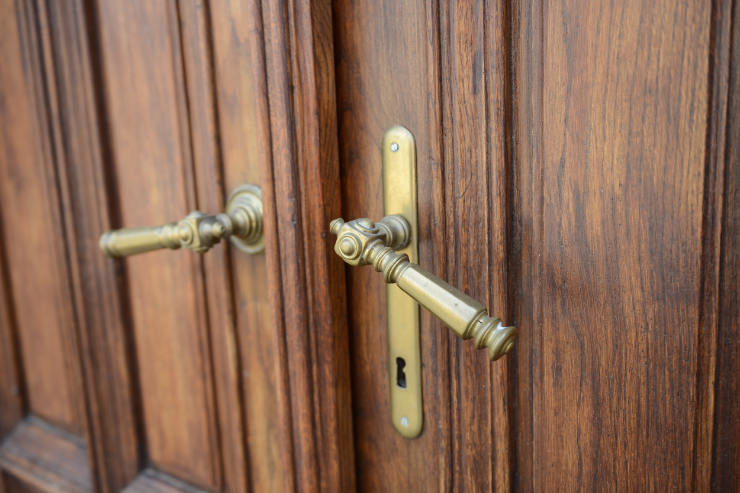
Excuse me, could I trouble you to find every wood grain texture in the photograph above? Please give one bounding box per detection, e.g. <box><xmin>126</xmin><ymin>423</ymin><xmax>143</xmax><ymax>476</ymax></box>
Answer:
<box><xmin>175</xmin><ymin>2</ymin><xmax>250</xmax><ymax>491</ymax></box>
<box><xmin>208</xmin><ymin>1</ymin><xmax>295</xmax><ymax>491</ymax></box>
<box><xmin>440</xmin><ymin>1</ymin><xmax>513</xmax><ymax>490</ymax></box>
<box><xmin>260</xmin><ymin>0</ymin><xmax>355</xmax><ymax>490</ymax></box>
<box><xmin>210</xmin><ymin>1</ymin><xmax>354</xmax><ymax>491</ymax></box>
<box><xmin>333</xmin><ymin>0</ymin><xmax>454</xmax><ymax>490</ymax></box>
<box><xmin>513</xmin><ymin>0</ymin><xmax>712</xmax><ymax>490</ymax></box>
<box><xmin>510</xmin><ymin>0</ymin><xmax>543</xmax><ymax>488</ymax></box>
<box><xmin>0</xmin><ymin>417</ymin><xmax>92</xmax><ymax>493</ymax></box>
<box><xmin>0</xmin><ymin>0</ymin><xmax>86</xmax><ymax>434</ymax></box>
<box><xmin>335</xmin><ymin>0</ymin><xmax>516</xmax><ymax>489</ymax></box>
<box><xmin>711</xmin><ymin>0</ymin><xmax>740</xmax><ymax>489</ymax></box>
<box><xmin>122</xmin><ymin>469</ymin><xmax>211</xmax><ymax>493</ymax></box>
<box><xmin>258</xmin><ymin>0</ymin><xmax>320</xmax><ymax>487</ymax></box>
<box><xmin>694</xmin><ymin>0</ymin><xmax>735</xmax><ymax>489</ymax></box>
<box><xmin>93</xmin><ymin>1</ymin><xmax>221</xmax><ymax>488</ymax></box>
<box><xmin>1</xmin><ymin>474</ymin><xmax>46</xmax><ymax>493</ymax></box>
<box><xmin>0</xmin><ymin>222</ymin><xmax>22</xmax><ymax>438</ymax></box>
<box><xmin>39</xmin><ymin>0</ymin><xmax>142</xmax><ymax>489</ymax></box>
<box><xmin>1</xmin><ymin>0</ymin><xmax>736</xmax><ymax>491</ymax></box>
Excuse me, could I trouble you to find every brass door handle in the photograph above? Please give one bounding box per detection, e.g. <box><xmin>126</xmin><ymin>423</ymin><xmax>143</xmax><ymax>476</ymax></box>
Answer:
<box><xmin>330</xmin><ymin>215</ymin><xmax>516</xmax><ymax>360</ymax></box>
<box><xmin>100</xmin><ymin>184</ymin><xmax>264</xmax><ymax>257</ymax></box>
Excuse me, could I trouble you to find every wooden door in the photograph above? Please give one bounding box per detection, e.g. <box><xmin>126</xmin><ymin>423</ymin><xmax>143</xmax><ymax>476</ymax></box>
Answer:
<box><xmin>1</xmin><ymin>0</ymin><xmax>739</xmax><ymax>492</ymax></box>
<box><xmin>0</xmin><ymin>0</ymin><xmax>352</xmax><ymax>491</ymax></box>
<box><xmin>333</xmin><ymin>0</ymin><xmax>740</xmax><ymax>491</ymax></box>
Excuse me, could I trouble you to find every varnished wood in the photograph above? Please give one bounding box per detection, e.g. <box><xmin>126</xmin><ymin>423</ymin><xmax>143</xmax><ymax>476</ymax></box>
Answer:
<box><xmin>93</xmin><ymin>1</ymin><xmax>221</xmax><ymax>488</ymax></box>
<box><xmin>122</xmin><ymin>469</ymin><xmax>211</xmax><ymax>493</ymax></box>
<box><xmin>694</xmin><ymin>0</ymin><xmax>735</xmax><ymax>490</ymax></box>
<box><xmin>0</xmin><ymin>0</ymin><xmax>86</xmax><ymax>435</ymax></box>
<box><xmin>176</xmin><ymin>3</ymin><xmax>249</xmax><ymax>491</ymax></box>
<box><xmin>711</xmin><ymin>0</ymin><xmax>740</xmax><ymax>489</ymax></box>
<box><xmin>513</xmin><ymin>0</ymin><xmax>714</xmax><ymax>490</ymax></box>
<box><xmin>259</xmin><ymin>0</ymin><xmax>355</xmax><ymax>490</ymax></box>
<box><xmin>1</xmin><ymin>0</ymin><xmax>738</xmax><ymax>491</ymax></box>
<box><xmin>0</xmin><ymin>226</ymin><xmax>22</xmax><ymax>439</ymax></box>
<box><xmin>334</xmin><ymin>1</ymin><xmax>453</xmax><ymax>490</ymax></box>
<box><xmin>510</xmin><ymin>0</ymin><xmax>543</xmax><ymax>488</ymax></box>
<box><xmin>40</xmin><ymin>0</ymin><xmax>142</xmax><ymax>489</ymax></box>
<box><xmin>0</xmin><ymin>417</ymin><xmax>92</xmax><ymax>493</ymax></box>
<box><xmin>208</xmin><ymin>1</ymin><xmax>296</xmax><ymax>490</ymax></box>
<box><xmin>439</xmin><ymin>1</ymin><xmax>513</xmax><ymax>490</ymax></box>
<box><xmin>334</xmin><ymin>0</ymin><xmax>515</xmax><ymax>489</ymax></box>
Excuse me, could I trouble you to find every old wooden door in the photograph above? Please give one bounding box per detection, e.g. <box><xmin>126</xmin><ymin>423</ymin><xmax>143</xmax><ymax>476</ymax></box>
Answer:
<box><xmin>0</xmin><ymin>0</ymin><xmax>352</xmax><ymax>491</ymax></box>
<box><xmin>332</xmin><ymin>0</ymin><xmax>740</xmax><ymax>491</ymax></box>
<box><xmin>1</xmin><ymin>0</ymin><xmax>739</xmax><ymax>492</ymax></box>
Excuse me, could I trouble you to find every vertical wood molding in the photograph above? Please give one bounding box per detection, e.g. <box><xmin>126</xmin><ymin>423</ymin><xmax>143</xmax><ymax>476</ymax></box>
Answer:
<box><xmin>91</xmin><ymin>0</ymin><xmax>233</xmax><ymax>487</ymax></box>
<box><xmin>176</xmin><ymin>1</ymin><xmax>251</xmax><ymax>491</ymax></box>
<box><xmin>39</xmin><ymin>0</ymin><xmax>141</xmax><ymax>490</ymax></box>
<box><xmin>484</xmin><ymin>2</ymin><xmax>515</xmax><ymax>489</ymax></box>
<box><xmin>439</xmin><ymin>1</ymin><xmax>514</xmax><ymax>490</ymax></box>
<box><xmin>711</xmin><ymin>0</ymin><xmax>740</xmax><ymax>488</ymax></box>
<box><xmin>511</xmin><ymin>0</ymin><xmax>544</xmax><ymax>490</ymax></box>
<box><xmin>0</xmin><ymin>212</ymin><xmax>23</xmax><ymax>438</ymax></box>
<box><xmin>259</xmin><ymin>0</ymin><xmax>355</xmax><ymax>490</ymax></box>
<box><xmin>208</xmin><ymin>0</ymin><xmax>296</xmax><ymax>490</ymax></box>
<box><xmin>0</xmin><ymin>0</ymin><xmax>87</xmax><ymax>435</ymax></box>
<box><xmin>694</xmin><ymin>0</ymin><xmax>734</xmax><ymax>489</ymax></box>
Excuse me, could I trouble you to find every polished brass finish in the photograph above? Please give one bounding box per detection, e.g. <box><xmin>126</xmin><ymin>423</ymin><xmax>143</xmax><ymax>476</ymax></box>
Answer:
<box><xmin>330</xmin><ymin>215</ymin><xmax>517</xmax><ymax>361</ymax></box>
<box><xmin>100</xmin><ymin>184</ymin><xmax>264</xmax><ymax>257</ymax></box>
<box><xmin>382</xmin><ymin>126</ymin><xmax>422</xmax><ymax>438</ymax></box>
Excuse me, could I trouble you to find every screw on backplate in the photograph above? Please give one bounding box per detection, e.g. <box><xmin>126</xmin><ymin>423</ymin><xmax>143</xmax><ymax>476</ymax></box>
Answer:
<box><xmin>400</xmin><ymin>416</ymin><xmax>409</xmax><ymax>427</ymax></box>
<box><xmin>390</xmin><ymin>142</ymin><xmax>399</xmax><ymax>152</ymax></box>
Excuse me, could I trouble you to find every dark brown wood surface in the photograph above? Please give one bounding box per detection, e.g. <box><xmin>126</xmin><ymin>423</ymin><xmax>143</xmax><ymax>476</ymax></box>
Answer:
<box><xmin>335</xmin><ymin>0</ymin><xmax>739</xmax><ymax>491</ymax></box>
<box><xmin>333</xmin><ymin>0</ymin><xmax>513</xmax><ymax>490</ymax></box>
<box><xmin>712</xmin><ymin>0</ymin><xmax>740</xmax><ymax>489</ymax></box>
<box><xmin>1</xmin><ymin>0</ymin><xmax>739</xmax><ymax>491</ymax></box>
<box><xmin>1</xmin><ymin>0</ymin><xmax>350</xmax><ymax>491</ymax></box>
<box><xmin>0</xmin><ymin>0</ymin><xmax>86</xmax><ymax>435</ymax></box>
<box><xmin>511</xmin><ymin>0</ymin><xmax>732</xmax><ymax>491</ymax></box>
<box><xmin>0</xmin><ymin>1</ymin><xmax>95</xmax><ymax>492</ymax></box>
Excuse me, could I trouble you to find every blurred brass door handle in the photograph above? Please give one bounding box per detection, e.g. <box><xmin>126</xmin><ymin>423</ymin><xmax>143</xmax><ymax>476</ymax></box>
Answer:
<box><xmin>330</xmin><ymin>215</ymin><xmax>516</xmax><ymax>361</ymax></box>
<box><xmin>100</xmin><ymin>184</ymin><xmax>264</xmax><ymax>257</ymax></box>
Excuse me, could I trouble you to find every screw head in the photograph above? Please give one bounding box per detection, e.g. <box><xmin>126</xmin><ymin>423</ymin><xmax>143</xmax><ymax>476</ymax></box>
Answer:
<box><xmin>390</xmin><ymin>142</ymin><xmax>399</xmax><ymax>152</ymax></box>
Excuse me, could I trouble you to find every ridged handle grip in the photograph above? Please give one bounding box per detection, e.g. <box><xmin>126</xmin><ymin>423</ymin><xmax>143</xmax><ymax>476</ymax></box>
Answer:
<box><xmin>100</xmin><ymin>223</ymin><xmax>190</xmax><ymax>257</ymax></box>
<box><xmin>329</xmin><ymin>216</ymin><xmax>516</xmax><ymax>360</ymax></box>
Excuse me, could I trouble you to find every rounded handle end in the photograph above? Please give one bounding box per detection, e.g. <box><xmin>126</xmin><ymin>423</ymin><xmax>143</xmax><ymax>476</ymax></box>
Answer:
<box><xmin>471</xmin><ymin>315</ymin><xmax>517</xmax><ymax>361</ymax></box>
<box><xmin>99</xmin><ymin>232</ymin><xmax>119</xmax><ymax>257</ymax></box>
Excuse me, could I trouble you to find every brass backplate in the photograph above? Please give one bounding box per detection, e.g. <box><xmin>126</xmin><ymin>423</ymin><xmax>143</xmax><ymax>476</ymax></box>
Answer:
<box><xmin>225</xmin><ymin>184</ymin><xmax>265</xmax><ymax>254</ymax></box>
<box><xmin>382</xmin><ymin>126</ymin><xmax>422</xmax><ymax>438</ymax></box>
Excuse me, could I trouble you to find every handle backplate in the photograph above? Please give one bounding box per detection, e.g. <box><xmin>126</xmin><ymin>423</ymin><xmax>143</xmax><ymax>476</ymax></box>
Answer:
<box><xmin>382</xmin><ymin>126</ymin><xmax>423</xmax><ymax>438</ymax></box>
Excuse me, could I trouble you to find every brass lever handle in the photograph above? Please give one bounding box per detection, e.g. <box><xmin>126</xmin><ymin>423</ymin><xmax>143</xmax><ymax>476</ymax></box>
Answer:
<box><xmin>100</xmin><ymin>184</ymin><xmax>264</xmax><ymax>257</ymax></box>
<box><xmin>330</xmin><ymin>215</ymin><xmax>516</xmax><ymax>360</ymax></box>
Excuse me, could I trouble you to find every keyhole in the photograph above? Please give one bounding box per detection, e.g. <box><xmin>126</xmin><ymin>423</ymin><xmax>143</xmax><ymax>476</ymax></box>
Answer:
<box><xmin>396</xmin><ymin>357</ymin><xmax>407</xmax><ymax>388</ymax></box>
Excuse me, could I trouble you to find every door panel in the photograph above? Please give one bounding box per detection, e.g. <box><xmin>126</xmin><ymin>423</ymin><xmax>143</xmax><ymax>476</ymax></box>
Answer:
<box><xmin>1</xmin><ymin>0</ymin><xmax>351</xmax><ymax>491</ymax></box>
<box><xmin>95</xmin><ymin>2</ymin><xmax>222</xmax><ymax>488</ymax></box>
<box><xmin>334</xmin><ymin>0</ymin><xmax>511</xmax><ymax>490</ymax></box>
<box><xmin>512</xmin><ymin>0</ymin><xmax>728</xmax><ymax>490</ymax></box>
<box><xmin>0</xmin><ymin>0</ymin><xmax>85</xmax><ymax>435</ymax></box>
<box><xmin>539</xmin><ymin>0</ymin><xmax>705</xmax><ymax>489</ymax></box>
<box><xmin>0</xmin><ymin>0</ymin><xmax>93</xmax><ymax>490</ymax></box>
<box><xmin>335</xmin><ymin>0</ymin><xmax>739</xmax><ymax>491</ymax></box>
